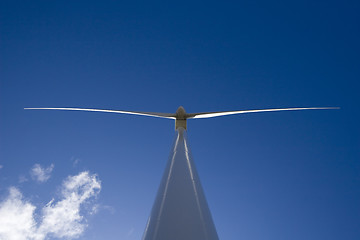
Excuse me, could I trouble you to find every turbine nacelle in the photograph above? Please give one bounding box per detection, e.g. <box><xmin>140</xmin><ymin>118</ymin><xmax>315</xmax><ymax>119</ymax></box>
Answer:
<box><xmin>175</xmin><ymin>106</ymin><xmax>187</xmax><ymax>130</ymax></box>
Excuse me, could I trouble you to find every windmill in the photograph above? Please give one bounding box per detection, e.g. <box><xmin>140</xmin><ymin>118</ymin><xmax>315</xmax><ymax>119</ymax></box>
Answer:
<box><xmin>25</xmin><ymin>106</ymin><xmax>338</xmax><ymax>240</ymax></box>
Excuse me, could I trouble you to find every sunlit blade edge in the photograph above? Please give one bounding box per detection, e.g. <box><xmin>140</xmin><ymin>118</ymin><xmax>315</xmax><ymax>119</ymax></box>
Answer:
<box><xmin>190</xmin><ymin>107</ymin><xmax>340</xmax><ymax>119</ymax></box>
<box><xmin>24</xmin><ymin>107</ymin><xmax>176</xmax><ymax>119</ymax></box>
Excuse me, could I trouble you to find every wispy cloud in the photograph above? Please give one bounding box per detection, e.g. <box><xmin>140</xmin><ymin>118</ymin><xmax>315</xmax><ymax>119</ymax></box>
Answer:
<box><xmin>127</xmin><ymin>227</ymin><xmax>135</xmax><ymax>237</ymax></box>
<box><xmin>71</xmin><ymin>157</ymin><xmax>81</xmax><ymax>167</ymax></box>
<box><xmin>0</xmin><ymin>165</ymin><xmax>3</xmax><ymax>169</ymax></box>
<box><xmin>0</xmin><ymin>171</ymin><xmax>101</xmax><ymax>240</ymax></box>
<box><xmin>90</xmin><ymin>204</ymin><xmax>115</xmax><ymax>215</ymax></box>
<box><xmin>30</xmin><ymin>164</ymin><xmax>54</xmax><ymax>183</ymax></box>
<box><xmin>18</xmin><ymin>175</ymin><xmax>28</xmax><ymax>183</ymax></box>
<box><xmin>101</xmin><ymin>205</ymin><xmax>116</xmax><ymax>215</ymax></box>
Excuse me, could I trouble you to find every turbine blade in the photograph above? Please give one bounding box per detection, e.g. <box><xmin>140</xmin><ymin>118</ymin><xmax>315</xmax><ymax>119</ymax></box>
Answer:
<box><xmin>188</xmin><ymin>107</ymin><xmax>340</xmax><ymax>119</ymax></box>
<box><xmin>24</xmin><ymin>107</ymin><xmax>176</xmax><ymax>119</ymax></box>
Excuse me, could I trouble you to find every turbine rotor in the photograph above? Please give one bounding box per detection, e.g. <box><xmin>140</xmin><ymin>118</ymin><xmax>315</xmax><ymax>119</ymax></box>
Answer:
<box><xmin>24</xmin><ymin>106</ymin><xmax>339</xmax><ymax>130</ymax></box>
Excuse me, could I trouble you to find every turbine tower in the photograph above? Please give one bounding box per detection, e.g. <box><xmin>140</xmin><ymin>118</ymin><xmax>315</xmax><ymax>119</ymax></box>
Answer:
<box><xmin>25</xmin><ymin>106</ymin><xmax>338</xmax><ymax>239</ymax></box>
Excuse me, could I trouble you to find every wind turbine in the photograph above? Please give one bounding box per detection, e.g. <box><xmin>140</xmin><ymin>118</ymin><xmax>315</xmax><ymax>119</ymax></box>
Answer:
<box><xmin>25</xmin><ymin>106</ymin><xmax>338</xmax><ymax>240</ymax></box>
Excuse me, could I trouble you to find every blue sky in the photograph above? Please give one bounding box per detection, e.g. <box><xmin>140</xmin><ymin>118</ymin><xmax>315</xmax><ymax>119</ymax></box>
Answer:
<box><xmin>0</xmin><ymin>0</ymin><xmax>359</xmax><ymax>239</ymax></box>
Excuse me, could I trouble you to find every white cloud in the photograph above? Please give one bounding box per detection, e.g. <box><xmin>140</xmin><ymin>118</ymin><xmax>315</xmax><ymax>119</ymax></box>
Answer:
<box><xmin>0</xmin><ymin>188</ymin><xmax>37</xmax><ymax>240</ymax></box>
<box><xmin>0</xmin><ymin>165</ymin><xmax>3</xmax><ymax>169</ymax></box>
<box><xmin>38</xmin><ymin>172</ymin><xmax>101</xmax><ymax>239</ymax></box>
<box><xmin>30</xmin><ymin>164</ymin><xmax>54</xmax><ymax>183</ymax></box>
<box><xmin>0</xmin><ymin>171</ymin><xmax>101</xmax><ymax>240</ymax></box>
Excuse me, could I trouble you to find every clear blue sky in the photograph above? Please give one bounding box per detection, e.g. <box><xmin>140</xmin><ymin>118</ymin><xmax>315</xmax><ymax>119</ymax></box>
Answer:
<box><xmin>0</xmin><ymin>0</ymin><xmax>359</xmax><ymax>239</ymax></box>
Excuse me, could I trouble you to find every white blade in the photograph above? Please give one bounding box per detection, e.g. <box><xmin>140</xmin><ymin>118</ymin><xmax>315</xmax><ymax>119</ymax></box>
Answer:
<box><xmin>188</xmin><ymin>107</ymin><xmax>339</xmax><ymax>119</ymax></box>
<box><xmin>24</xmin><ymin>107</ymin><xmax>176</xmax><ymax>119</ymax></box>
